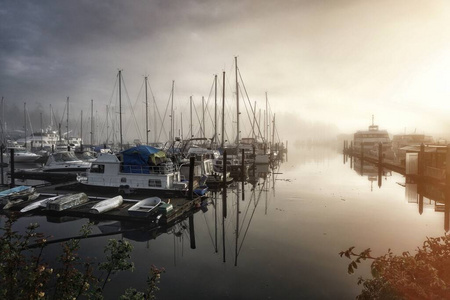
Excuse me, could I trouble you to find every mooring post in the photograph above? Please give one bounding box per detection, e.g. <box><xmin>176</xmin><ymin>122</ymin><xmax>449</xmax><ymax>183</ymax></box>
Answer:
<box><xmin>445</xmin><ymin>144</ymin><xmax>450</xmax><ymax>231</ymax></box>
<box><xmin>222</xmin><ymin>151</ymin><xmax>227</xmax><ymax>218</ymax></box>
<box><xmin>188</xmin><ymin>156</ymin><xmax>195</xmax><ymax>200</ymax></box>
<box><xmin>419</xmin><ymin>143</ymin><xmax>425</xmax><ymax>177</ymax></box>
<box><xmin>9</xmin><ymin>148</ymin><xmax>15</xmax><ymax>188</ymax></box>
<box><xmin>0</xmin><ymin>144</ymin><xmax>4</xmax><ymax>186</ymax></box>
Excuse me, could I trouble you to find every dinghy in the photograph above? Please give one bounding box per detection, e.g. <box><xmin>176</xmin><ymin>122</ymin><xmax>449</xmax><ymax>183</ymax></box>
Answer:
<box><xmin>90</xmin><ymin>195</ymin><xmax>123</xmax><ymax>214</ymax></box>
<box><xmin>46</xmin><ymin>193</ymin><xmax>88</xmax><ymax>211</ymax></box>
<box><xmin>20</xmin><ymin>195</ymin><xmax>62</xmax><ymax>213</ymax></box>
<box><xmin>128</xmin><ymin>197</ymin><xmax>161</xmax><ymax>217</ymax></box>
<box><xmin>0</xmin><ymin>186</ymin><xmax>36</xmax><ymax>204</ymax></box>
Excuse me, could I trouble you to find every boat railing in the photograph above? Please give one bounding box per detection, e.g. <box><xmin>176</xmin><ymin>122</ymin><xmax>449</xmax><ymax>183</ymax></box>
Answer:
<box><xmin>121</xmin><ymin>163</ymin><xmax>175</xmax><ymax>175</ymax></box>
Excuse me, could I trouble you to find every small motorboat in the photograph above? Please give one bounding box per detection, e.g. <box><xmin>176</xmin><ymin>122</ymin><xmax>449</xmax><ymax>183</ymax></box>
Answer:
<box><xmin>3</xmin><ymin>146</ymin><xmax>41</xmax><ymax>163</ymax></box>
<box><xmin>90</xmin><ymin>195</ymin><xmax>123</xmax><ymax>214</ymax></box>
<box><xmin>20</xmin><ymin>195</ymin><xmax>61</xmax><ymax>213</ymax></box>
<box><xmin>43</xmin><ymin>151</ymin><xmax>91</xmax><ymax>172</ymax></box>
<box><xmin>46</xmin><ymin>193</ymin><xmax>89</xmax><ymax>211</ymax></box>
<box><xmin>128</xmin><ymin>197</ymin><xmax>162</xmax><ymax>217</ymax></box>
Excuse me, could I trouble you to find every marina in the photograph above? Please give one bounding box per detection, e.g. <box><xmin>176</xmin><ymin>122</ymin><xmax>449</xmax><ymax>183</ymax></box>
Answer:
<box><xmin>2</xmin><ymin>2</ymin><xmax>450</xmax><ymax>298</ymax></box>
<box><xmin>3</xmin><ymin>145</ymin><xmax>448</xmax><ymax>299</ymax></box>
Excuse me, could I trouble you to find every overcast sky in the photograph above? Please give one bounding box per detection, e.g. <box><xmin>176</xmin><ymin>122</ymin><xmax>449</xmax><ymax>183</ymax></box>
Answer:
<box><xmin>1</xmin><ymin>0</ymin><xmax>450</xmax><ymax>143</ymax></box>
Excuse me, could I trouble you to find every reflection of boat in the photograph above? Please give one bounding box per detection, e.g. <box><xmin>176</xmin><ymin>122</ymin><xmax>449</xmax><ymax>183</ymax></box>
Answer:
<box><xmin>128</xmin><ymin>197</ymin><xmax>162</xmax><ymax>217</ymax></box>
<box><xmin>46</xmin><ymin>193</ymin><xmax>89</xmax><ymax>211</ymax></box>
<box><xmin>43</xmin><ymin>151</ymin><xmax>91</xmax><ymax>172</ymax></box>
<box><xmin>90</xmin><ymin>195</ymin><xmax>124</xmax><ymax>214</ymax></box>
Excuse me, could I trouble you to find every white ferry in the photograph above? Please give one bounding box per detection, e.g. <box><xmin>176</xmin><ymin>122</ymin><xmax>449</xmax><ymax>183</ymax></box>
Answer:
<box><xmin>353</xmin><ymin>117</ymin><xmax>392</xmax><ymax>155</ymax></box>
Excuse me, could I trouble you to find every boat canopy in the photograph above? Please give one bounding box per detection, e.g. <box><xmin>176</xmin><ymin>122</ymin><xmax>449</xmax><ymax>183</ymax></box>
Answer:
<box><xmin>121</xmin><ymin>145</ymin><xmax>167</xmax><ymax>166</ymax></box>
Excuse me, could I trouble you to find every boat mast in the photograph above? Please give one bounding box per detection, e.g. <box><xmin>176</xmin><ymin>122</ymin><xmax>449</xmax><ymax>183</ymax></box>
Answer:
<box><xmin>202</xmin><ymin>96</ymin><xmax>205</xmax><ymax>140</ymax></box>
<box><xmin>66</xmin><ymin>96</ymin><xmax>69</xmax><ymax>145</ymax></box>
<box><xmin>214</xmin><ymin>74</ymin><xmax>217</xmax><ymax>147</ymax></box>
<box><xmin>145</xmin><ymin>76</ymin><xmax>149</xmax><ymax>145</ymax></box>
<box><xmin>90</xmin><ymin>99</ymin><xmax>94</xmax><ymax>146</ymax></box>
<box><xmin>265</xmin><ymin>92</ymin><xmax>268</xmax><ymax>144</ymax></box>
<box><xmin>24</xmin><ymin>102</ymin><xmax>27</xmax><ymax>147</ymax></box>
<box><xmin>40</xmin><ymin>112</ymin><xmax>43</xmax><ymax>149</ymax></box>
<box><xmin>272</xmin><ymin>113</ymin><xmax>276</xmax><ymax>151</ymax></box>
<box><xmin>1</xmin><ymin>96</ymin><xmax>4</xmax><ymax>145</ymax></box>
<box><xmin>235</xmin><ymin>56</ymin><xmax>239</xmax><ymax>152</ymax></box>
<box><xmin>252</xmin><ymin>101</ymin><xmax>256</xmax><ymax>140</ymax></box>
<box><xmin>106</xmin><ymin>105</ymin><xmax>109</xmax><ymax>147</ymax></box>
<box><xmin>171</xmin><ymin>80</ymin><xmax>174</xmax><ymax>142</ymax></box>
<box><xmin>180</xmin><ymin>112</ymin><xmax>184</xmax><ymax>140</ymax></box>
<box><xmin>119</xmin><ymin>70</ymin><xmax>123</xmax><ymax>150</ymax></box>
<box><xmin>190</xmin><ymin>96</ymin><xmax>193</xmax><ymax>139</ymax></box>
<box><xmin>221</xmin><ymin>71</ymin><xmax>225</xmax><ymax>148</ymax></box>
<box><xmin>80</xmin><ymin>110</ymin><xmax>83</xmax><ymax>150</ymax></box>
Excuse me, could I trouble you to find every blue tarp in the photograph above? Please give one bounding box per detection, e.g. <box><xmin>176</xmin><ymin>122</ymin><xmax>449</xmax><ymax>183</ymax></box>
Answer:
<box><xmin>121</xmin><ymin>145</ymin><xmax>163</xmax><ymax>166</ymax></box>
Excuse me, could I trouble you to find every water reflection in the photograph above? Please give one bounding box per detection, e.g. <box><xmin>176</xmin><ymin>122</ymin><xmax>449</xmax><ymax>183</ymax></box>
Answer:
<box><xmin>345</xmin><ymin>154</ymin><xmax>450</xmax><ymax>232</ymax></box>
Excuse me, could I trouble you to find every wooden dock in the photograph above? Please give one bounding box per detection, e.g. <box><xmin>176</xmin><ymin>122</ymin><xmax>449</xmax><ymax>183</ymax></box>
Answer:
<box><xmin>2</xmin><ymin>182</ymin><xmax>208</xmax><ymax>226</ymax></box>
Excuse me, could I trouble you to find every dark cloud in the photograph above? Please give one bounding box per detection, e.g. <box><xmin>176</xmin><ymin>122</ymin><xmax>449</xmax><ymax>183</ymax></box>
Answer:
<box><xmin>1</xmin><ymin>0</ymin><xmax>449</xmax><ymax>142</ymax></box>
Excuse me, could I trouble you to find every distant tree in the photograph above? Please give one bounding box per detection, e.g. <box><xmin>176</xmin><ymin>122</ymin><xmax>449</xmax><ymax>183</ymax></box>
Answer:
<box><xmin>340</xmin><ymin>233</ymin><xmax>450</xmax><ymax>299</ymax></box>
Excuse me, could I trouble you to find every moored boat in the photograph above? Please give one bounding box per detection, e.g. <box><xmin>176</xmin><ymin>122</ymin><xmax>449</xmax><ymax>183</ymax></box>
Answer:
<box><xmin>78</xmin><ymin>145</ymin><xmax>190</xmax><ymax>197</ymax></box>
<box><xmin>353</xmin><ymin>116</ymin><xmax>392</xmax><ymax>156</ymax></box>
<box><xmin>20</xmin><ymin>195</ymin><xmax>61</xmax><ymax>213</ymax></box>
<box><xmin>3</xmin><ymin>145</ymin><xmax>41</xmax><ymax>163</ymax></box>
<box><xmin>90</xmin><ymin>195</ymin><xmax>124</xmax><ymax>214</ymax></box>
<box><xmin>0</xmin><ymin>186</ymin><xmax>36</xmax><ymax>204</ymax></box>
<box><xmin>128</xmin><ymin>197</ymin><xmax>162</xmax><ymax>217</ymax></box>
<box><xmin>43</xmin><ymin>151</ymin><xmax>91</xmax><ymax>172</ymax></box>
<box><xmin>46</xmin><ymin>192</ymin><xmax>89</xmax><ymax>211</ymax></box>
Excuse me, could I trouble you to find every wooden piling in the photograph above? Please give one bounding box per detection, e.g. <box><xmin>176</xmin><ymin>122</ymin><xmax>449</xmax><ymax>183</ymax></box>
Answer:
<box><xmin>188</xmin><ymin>156</ymin><xmax>195</xmax><ymax>200</ymax></box>
<box><xmin>419</xmin><ymin>143</ymin><xmax>425</xmax><ymax>177</ymax></box>
<box><xmin>9</xmin><ymin>148</ymin><xmax>15</xmax><ymax>188</ymax></box>
<box><xmin>0</xmin><ymin>144</ymin><xmax>4</xmax><ymax>186</ymax></box>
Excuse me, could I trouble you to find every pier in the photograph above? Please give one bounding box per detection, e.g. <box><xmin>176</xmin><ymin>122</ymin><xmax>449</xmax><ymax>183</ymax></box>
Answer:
<box><xmin>343</xmin><ymin>140</ymin><xmax>449</xmax><ymax>186</ymax></box>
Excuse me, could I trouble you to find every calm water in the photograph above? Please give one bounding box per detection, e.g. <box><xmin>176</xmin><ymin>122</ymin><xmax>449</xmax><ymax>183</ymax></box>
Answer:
<box><xmin>5</xmin><ymin>146</ymin><xmax>447</xmax><ymax>299</ymax></box>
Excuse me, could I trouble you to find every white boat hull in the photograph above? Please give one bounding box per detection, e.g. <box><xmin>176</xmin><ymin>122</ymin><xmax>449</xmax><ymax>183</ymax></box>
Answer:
<box><xmin>90</xmin><ymin>195</ymin><xmax>123</xmax><ymax>214</ymax></box>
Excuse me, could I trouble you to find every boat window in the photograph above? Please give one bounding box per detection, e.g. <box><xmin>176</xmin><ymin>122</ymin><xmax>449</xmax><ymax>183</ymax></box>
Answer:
<box><xmin>90</xmin><ymin>164</ymin><xmax>104</xmax><ymax>173</ymax></box>
<box><xmin>148</xmin><ymin>179</ymin><xmax>162</xmax><ymax>187</ymax></box>
<box><xmin>121</xmin><ymin>177</ymin><xmax>127</xmax><ymax>183</ymax></box>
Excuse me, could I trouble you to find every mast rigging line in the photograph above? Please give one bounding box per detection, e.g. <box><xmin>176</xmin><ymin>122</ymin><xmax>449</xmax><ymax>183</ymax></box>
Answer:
<box><xmin>237</xmin><ymin>68</ymin><xmax>265</xmax><ymax>143</ymax></box>
<box><xmin>120</xmin><ymin>74</ymin><xmax>143</xmax><ymax>143</ymax></box>
<box><xmin>143</xmin><ymin>77</ymin><xmax>166</xmax><ymax>143</ymax></box>
<box><xmin>157</xmin><ymin>84</ymin><xmax>172</xmax><ymax>143</ymax></box>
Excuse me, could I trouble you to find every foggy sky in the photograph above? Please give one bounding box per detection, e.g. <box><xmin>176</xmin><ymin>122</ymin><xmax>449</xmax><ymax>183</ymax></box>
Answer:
<box><xmin>1</xmin><ymin>0</ymin><xmax>450</xmax><ymax>143</ymax></box>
